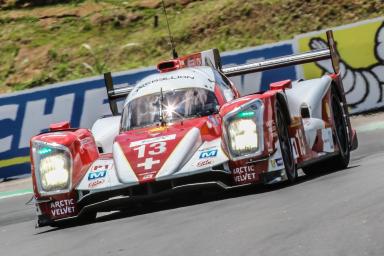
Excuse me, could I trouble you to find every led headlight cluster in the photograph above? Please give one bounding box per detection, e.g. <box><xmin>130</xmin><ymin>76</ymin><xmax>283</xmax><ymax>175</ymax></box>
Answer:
<box><xmin>228</xmin><ymin>119</ymin><xmax>258</xmax><ymax>153</ymax></box>
<box><xmin>32</xmin><ymin>141</ymin><xmax>72</xmax><ymax>194</ymax></box>
<box><xmin>223</xmin><ymin>99</ymin><xmax>264</xmax><ymax>160</ymax></box>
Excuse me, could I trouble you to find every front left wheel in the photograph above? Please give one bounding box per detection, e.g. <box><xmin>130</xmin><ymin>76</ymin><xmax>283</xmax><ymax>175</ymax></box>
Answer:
<box><xmin>276</xmin><ymin>100</ymin><xmax>297</xmax><ymax>183</ymax></box>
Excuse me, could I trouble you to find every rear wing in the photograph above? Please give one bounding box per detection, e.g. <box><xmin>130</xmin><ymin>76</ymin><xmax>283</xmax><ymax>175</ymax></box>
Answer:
<box><xmin>222</xmin><ymin>30</ymin><xmax>340</xmax><ymax>76</ymax></box>
<box><xmin>104</xmin><ymin>30</ymin><xmax>339</xmax><ymax>115</ymax></box>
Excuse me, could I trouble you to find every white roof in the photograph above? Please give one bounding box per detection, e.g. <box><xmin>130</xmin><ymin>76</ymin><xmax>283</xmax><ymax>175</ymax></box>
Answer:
<box><xmin>125</xmin><ymin>66</ymin><xmax>216</xmax><ymax>104</ymax></box>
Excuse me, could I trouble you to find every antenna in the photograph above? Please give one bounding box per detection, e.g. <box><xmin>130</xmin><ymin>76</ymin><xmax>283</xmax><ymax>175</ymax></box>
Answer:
<box><xmin>161</xmin><ymin>0</ymin><xmax>178</xmax><ymax>59</ymax></box>
<box><xmin>159</xmin><ymin>87</ymin><xmax>166</xmax><ymax>126</ymax></box>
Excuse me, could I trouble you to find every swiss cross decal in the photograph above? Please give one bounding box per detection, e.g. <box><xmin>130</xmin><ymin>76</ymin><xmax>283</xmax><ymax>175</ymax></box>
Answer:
<box><xmin>137</xmin><ymin>158</ymin><xmax>160</xmax><ymax>170</ymax></box>
<box><xmin>133</xmin><ymin>142</ymin><xmax>167</xmax><ymax>170</ymax></box>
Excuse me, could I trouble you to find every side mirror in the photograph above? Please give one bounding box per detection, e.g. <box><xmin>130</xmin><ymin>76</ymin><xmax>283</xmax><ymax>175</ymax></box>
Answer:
<box><xmin>269</xmin><ymin>80</ymin><xmax>292</xmax><ymax>91</ymax></box>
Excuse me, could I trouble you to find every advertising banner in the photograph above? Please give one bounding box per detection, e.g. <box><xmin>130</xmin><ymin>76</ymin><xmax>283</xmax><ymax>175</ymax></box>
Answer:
<box><xmin>295</xmin><ymin>17</ymin><xmax>384</xmax><ymax>114</ymax></box>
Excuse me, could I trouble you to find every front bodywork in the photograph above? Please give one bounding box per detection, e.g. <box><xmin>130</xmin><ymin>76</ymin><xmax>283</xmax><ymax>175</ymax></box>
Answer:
<box><xmin>31</xmin><ymin>77</ymin><xmax>356</xmax><ymax>227</ymax></box>
<box><xmin>31</xmin><ymin>93</ymin><xmax>287</xmax><ymax>226</ymax></box>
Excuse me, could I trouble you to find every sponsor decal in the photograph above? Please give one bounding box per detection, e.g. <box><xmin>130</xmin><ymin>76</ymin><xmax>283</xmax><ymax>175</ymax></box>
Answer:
<box><xmin>88</xmin><ymin>179</ymin><xmax>105</xmax><ymax>188</ymax></box>
<box><xmin>270</xmin><ymin>159</ymin><xmax>276</xmax><ymax>168</ymax></box>
<box><xmin>232</xmin><ymin>165</ymin><xmax>257</xmax><ymax>183</ymax></box>
<box><xmin>141</xmin><ymin>173</ymin><xmax>154</xmax><ymax>180</ymax></box>
<box><xmin>276</xmin><ymin>158</ymin><xmax>284</xmax><ymax>166</ymax></box>
<box><xmin>196</xmin><ymin>159</ymin><xmax>213</xmax><ymax>168</ymax></box>
<box><xmin>86</xmin><ymin>162</ymin><xmax>111</xmax><ymax>188</ymax></box>
<box><xmin>50</xmin><ymin>199</ymin><xmax>76</xmax><ymax>217</ymax></box>
<box><xmin>270</xmin><ymin>157</ymin><xmax>284</xmax><ymax>171</ymax></box>
<box><xmin>138</xmin><ymin>171</ymin><xmax>156</xmax><ymax>180</ymax></box>
<box><xmin>199</xmin><ymin>149</ymin><xmax>218</xmax><ymax>159</ymax></box>
<box><xmin>139</xmin><ymin>75</ymin><xmax>195</xmax><ymax>88</ymax></box>
<box><xmin>88</xmin><ymin>170</ymin><xmax>107</xmax><ymax>180</ymax></box>
<box><xmin>322</xmin><ymin>128</ymin><xmax>334</xmax><ymax>153</ymax></box>
<box><xmin>93</xmin><ymin>164</ymin><xmax>111</xmax><ymax>171</ymax></box>
<box><xmin>129</xmin><ymin>134</ymin><xmax>176</xmax><ymax>147</ymax></box>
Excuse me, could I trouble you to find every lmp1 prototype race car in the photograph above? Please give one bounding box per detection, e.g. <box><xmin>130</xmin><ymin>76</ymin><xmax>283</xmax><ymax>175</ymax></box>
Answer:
<box><xmin>30</xmin><ymin>30</ymin><xmax>358</xmax><ymax>227</ymax></box>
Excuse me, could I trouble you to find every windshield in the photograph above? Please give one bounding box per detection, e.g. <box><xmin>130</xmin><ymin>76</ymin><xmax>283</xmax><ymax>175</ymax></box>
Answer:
<box><xmin>121</xmin><ymin>88</ymin><xmax>218</xmax><ymax>130</ymax></box>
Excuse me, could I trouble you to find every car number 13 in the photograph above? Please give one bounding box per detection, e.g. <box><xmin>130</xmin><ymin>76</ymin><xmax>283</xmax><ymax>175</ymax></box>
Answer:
<box><xmin>133</xmin><ymin>142</ymin><xmax>167</xmax><ymax>158</ymax></box>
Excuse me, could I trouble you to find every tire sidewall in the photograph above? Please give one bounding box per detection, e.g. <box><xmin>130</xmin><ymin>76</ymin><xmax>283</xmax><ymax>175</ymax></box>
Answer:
<box><xmin>331</xmin><ymin>91</ymin><xmax>350</xmax><ymax>166</ymax></box>
<box><xmin>276</xmin><ymin>101</ymin><xmax>297</xmax><ymax>182</ymax></box>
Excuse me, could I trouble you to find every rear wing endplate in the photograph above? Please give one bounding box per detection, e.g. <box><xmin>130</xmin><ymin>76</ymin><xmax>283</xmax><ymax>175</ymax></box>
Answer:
<box><xmin>222</xmin><ymin>30</ymin><xmax>340</xmax><ymax>76</ymax></box>
<box><xmin>104</xmin><ymin>72</ymin><xmax>133</xmax><ymax>116</ymax></box>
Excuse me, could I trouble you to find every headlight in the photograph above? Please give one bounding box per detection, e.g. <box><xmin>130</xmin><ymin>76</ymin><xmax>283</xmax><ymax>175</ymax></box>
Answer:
<box><xmin>40</xmin><ymin>154</ymin><xmax>70</xmax><ymax>191</ymax></box>
<box><xmin>32</xmin><ymin>141</ymin><xmax>72</xmax><ymax>194</ymax></box>
<box><xmin>228</xmin><ymin>119</ymin><xmax>258</xmax><ymax>153</ymax></box>
<box><xmin>223</xmin><ymin>99</ymin><xmax>264</xmax><ymax>160</ymax></box>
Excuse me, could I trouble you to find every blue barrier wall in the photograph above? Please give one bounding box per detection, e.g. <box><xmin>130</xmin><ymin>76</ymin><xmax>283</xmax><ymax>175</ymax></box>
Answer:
<box><xmin>0</xmin><ymin>42</ymin><xmax>295</xmax><ymax>178</ymax></box>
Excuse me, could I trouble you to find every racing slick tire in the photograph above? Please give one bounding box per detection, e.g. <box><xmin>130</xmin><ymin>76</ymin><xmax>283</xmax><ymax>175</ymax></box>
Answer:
<box><xmin>276</xmin><ymin>100</ymin><xmax>297</xmax><ymax>183</ymax></box>
<box><xmin>302</xmin><ymin>87</ymin><xmax>350</xmax><ymax>176</ymax></box>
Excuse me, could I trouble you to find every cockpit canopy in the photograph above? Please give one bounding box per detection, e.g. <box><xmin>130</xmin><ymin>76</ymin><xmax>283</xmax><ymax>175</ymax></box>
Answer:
<box><xmin>121</xmin><ymin>87</ymin><xmax>218</xmax><ymax>131</ymax></box>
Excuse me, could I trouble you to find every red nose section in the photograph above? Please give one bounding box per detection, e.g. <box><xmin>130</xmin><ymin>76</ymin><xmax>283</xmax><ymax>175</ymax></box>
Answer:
<box><xmin>115</xmin><ymin>126</ymin><xmax>190</xmax><ymax>183</ymax></box>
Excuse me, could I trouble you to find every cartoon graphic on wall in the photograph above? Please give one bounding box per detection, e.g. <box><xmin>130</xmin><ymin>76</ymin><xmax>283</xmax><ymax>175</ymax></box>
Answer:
<box><xmin>297</xmin><ymin>19</ymin><xmax>384</xmax><ymax>113</ymax></box>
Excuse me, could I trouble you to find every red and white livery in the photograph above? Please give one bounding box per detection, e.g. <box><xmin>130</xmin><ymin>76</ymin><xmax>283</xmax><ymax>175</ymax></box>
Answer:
<box><xmin>30</xmin><ymin>31</ymin><xmax>358</xmax><ymax>227</ymax></box>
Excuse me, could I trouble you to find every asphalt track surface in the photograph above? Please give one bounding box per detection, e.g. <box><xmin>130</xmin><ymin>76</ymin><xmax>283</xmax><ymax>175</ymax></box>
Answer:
<box><xmin>1</xmin><ymin>113</ymin><xmax>384</xmax><ymax>256</ymax></box>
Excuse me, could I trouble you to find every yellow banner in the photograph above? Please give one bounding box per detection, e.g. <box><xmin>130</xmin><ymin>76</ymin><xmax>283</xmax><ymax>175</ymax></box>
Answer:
<box><xmin>298</xmin><ymin>20</ymin><xmax>383</xmax><ymax>77</ymax></box>
<box><xmin>297</xmin><ymin>18</ymin><xmax>384</xmax><ymax>113</ymax></box>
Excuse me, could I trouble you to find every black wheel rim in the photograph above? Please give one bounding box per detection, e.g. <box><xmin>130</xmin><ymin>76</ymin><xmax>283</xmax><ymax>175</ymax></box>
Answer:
<box><xmin>332</xmin><ymin>96</ymin><xmax>348</xmax><ymax>155</ymax></box>
<box><xmin>276</xmin><ymin>108</ymin><xmax>295</xmax><ymax>179</ymax></box>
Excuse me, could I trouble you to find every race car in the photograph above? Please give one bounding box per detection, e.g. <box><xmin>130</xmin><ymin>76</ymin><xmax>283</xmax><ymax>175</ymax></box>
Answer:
<box><xmin>30</xmin><ymin>30</ymin><xmax>358</xmax><ymax>227</ymax></box>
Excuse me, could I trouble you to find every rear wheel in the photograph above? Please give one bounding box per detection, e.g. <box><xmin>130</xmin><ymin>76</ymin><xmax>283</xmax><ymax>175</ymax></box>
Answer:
<box><xmin>331</xmin><ymin>90</ymin><xmax>350</xmax><ymax>168</ymax></box>
<box><xmin>302</xmin><ymin>87</ymin><xmax>350</xmax><ymax>176</ymax></box>
<box><xmin>276</xmin><ymin>101</ymin><xmax>297</xmax><ymax>183</ymax></box>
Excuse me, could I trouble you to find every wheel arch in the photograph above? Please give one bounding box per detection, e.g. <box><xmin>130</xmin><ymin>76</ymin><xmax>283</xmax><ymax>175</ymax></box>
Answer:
<box><xmin>275</xmin><ymin>92</ymin><xmax>292</xmax><ymax>126</ymax></box>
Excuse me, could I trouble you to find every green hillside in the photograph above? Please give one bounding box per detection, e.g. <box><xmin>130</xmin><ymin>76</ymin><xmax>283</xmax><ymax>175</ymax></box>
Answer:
<box><xmin>0</xmin><ymin>0</ymin><xmax>383</xmax><ymax>93</ymax></box>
